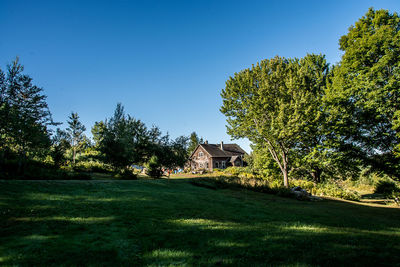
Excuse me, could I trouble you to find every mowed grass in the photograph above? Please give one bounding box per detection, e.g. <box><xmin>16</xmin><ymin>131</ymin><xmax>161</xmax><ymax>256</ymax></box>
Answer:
<box><xmin>0</xmin><ymin>179</ymin><xmax>399</xmax><ymax>266</ymax></box>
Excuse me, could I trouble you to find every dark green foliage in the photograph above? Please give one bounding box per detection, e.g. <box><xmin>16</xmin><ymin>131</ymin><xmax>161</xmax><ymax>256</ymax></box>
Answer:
<box><xmin>170</xmin><ymin>135</ymin><xmax>190</xmax><ymax>168</ymax></box>
<box><xmin>374</xmin><ymin>180</ymin><xmax>399</xmax><ymax>195</ymax></box>
<box><xmin>0</xmin><ymin>152</ymin><xmax>90</xmax><ymax>180</ymax></box>
<box><xmin>0</xmin><ymin>58</ymin><xmax>56</xmax><ymax>173</ymax></box>
<box><xmin>146</xmin><ymin>155</ymin><xmax>162</xmax><ymax>178</ymax></box>
<box><xmin>66</xmin><ymin>112</ymin><xmax>87</xmax><ymax>164</ymax></box>
<box><xmin>151</xmin><ymin>133</ymin><xmax>189</xmax><ymax>169</ymax></box>
<box><xmin>73</xmin><ymin>160</ymin><xmax>113</xmax><ymax>173</ymax></box>
<box><xmin>93</xmin><ymin>103</ymin><xmax>148</xmax><ymax>170</ymax></box>
<box><xmin>326</xmin><ymin>8</ymin><xmax>400</xmax><ymax>177</ymax></box>
<box><xmin>93</xmin><ymin>106</ymin><xmax>190</xmax><ymax>172</ymax></box>
<box><xmin>50</xmin><ymin>129</ymin><xmax>70</xmax><ymax>167</ymax></box>
<box><xmin>114</xmin><ymin>168</ymin><xmax>138</xmax><ymax>180</ymax></box>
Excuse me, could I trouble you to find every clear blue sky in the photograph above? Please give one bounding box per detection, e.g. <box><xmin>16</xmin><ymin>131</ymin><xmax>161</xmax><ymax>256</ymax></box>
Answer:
<box><xmin>1</xmin><ymin>0</ymin><xmax>399</xmax><ymax>153</ymax></box>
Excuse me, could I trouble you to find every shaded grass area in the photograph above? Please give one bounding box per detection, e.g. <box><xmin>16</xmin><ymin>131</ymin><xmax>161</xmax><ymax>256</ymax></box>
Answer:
<box><xmin>0</xmin><ymin>179</ymin><xmax>399</xmax><ymax>266</ymax></box>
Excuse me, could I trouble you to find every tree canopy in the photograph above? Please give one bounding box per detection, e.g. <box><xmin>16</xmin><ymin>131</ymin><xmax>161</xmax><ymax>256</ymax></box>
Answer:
<box><xmin>325</xmin><ymin>8</ymin><xmax>400</xmax><ymax>177</ymax></box>
<box><xmin>221</xmin><ymin>54</ymin><xmax>329</xmax><ymax>186</ymax></box>
<box><xmin>0</xmin><ymin>58</ymin><xmax>56</xmax><ymax>171</ymax></box>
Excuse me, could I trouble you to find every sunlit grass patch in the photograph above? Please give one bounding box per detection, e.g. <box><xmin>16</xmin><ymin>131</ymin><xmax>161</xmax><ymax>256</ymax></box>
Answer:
<box><xmin>215</xmin><ymin>241</ymin><xmax>248</xmax><ymax>248</ymax></box>
<box><xmin>23</xmin><ymin>234</ymin><xmax>58</xmax><ymax>240</ymax></box>
<box><xmin>144</xmin><ymin>249</ymin><xmax>193</xmax><ymax>266</ymax></box>
<box><xmin>169</xmin><ymin>218</ymin><xmax>240</xmax><ymax>230</ymax></box>
<box><xmin>13</xmin><ymin>216</ymin><xmax>115</xmax><ymax>223</ymax></box>
<box><xmin>282</xmin><ymin>222</ymin><xmax>330</xmax><ymax>233</ymax></box>
<box><xmin>147</xmin><ymin>249</ymin><xmax>193</xmax><ymax>258</ymax></box>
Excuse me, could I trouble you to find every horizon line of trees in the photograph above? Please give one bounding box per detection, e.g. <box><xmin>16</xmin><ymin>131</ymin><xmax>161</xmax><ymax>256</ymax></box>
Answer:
<box><xmin>0</xmin><ymin>59</ymin><xmax>205</xmax><ymax>178</ymax></box>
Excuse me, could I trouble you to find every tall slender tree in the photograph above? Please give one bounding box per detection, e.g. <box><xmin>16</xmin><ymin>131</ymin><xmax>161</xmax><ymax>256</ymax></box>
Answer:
<box><xmin>66</xmin><ymin>112</ymin><xmax>86</xmax><ymax>164</ymax></box>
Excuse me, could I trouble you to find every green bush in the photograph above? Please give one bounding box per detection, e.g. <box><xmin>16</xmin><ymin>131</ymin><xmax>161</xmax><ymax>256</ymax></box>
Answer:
<box><xmin>374</xmin><ymin>180</ymin><xmax>399</xmax><ymax>195</ymax></box>
<box><xmin>193</xmin><ymin>171</ymin><xmax>361</xmax><ymax>201</ymax></box>
<box><xmin>223</xmin><ymin>166</ymin><xmax>242</xmax><ymax>176</ymax></box>
<box><xmin>212</xmin><ymin>169</ymin><xmax>225</xmax><ymax>176</ymax></box>
<box><xmin>314</xmin><ymin>182</ymin><xmax>360</xmax><ymax>201</ymax></box>
<box><xmin>145</xmin><ymin>156</ymin><xmax>162</xmax><ymax>178</ymax></box>
<box><xmin>73</xmin><ymin>161</ymin><xmax>113</xmax><ymax>173</ymax></box>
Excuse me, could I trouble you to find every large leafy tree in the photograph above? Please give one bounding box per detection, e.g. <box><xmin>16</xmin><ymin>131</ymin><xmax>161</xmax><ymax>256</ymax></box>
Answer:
<box><xmin>326</xmin><ymin>8</ymin><xmax>400</xmax><ymax>177</ymax></box>
<box><xmin>0</xmin><ymin>58</ymin><xmax>55</xmax><ymax>170</ymax></box>
<box><xmin>221</xmin><ymin>54</ymin><xmax>329</xmax><ymax>186</ymax></box>
<box><xmin>66</xmin><ymin>112</ymin><xmax>86</xmax><ymax>164</ymax></box>
<box><xmin>93</xmin><ymin>103</ymin><xmax>148</xmax><ymax>170</ymax></box>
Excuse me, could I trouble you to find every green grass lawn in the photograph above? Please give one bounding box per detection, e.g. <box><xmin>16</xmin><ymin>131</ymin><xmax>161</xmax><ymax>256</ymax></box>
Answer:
<box><xmin>1</xmin><ymin>179</ymin><xmax>399</xmax><ymax>266</ymax></box>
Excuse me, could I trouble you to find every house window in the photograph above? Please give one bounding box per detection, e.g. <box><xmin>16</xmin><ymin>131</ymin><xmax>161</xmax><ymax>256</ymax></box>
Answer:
<box><xmin>222</xmin><ymin>161</ymin><xmax>226</xmax><ymax>168</ymax></box>
<box><xmin>199</xmin><ymin>152</ymin><xmax>203</xmax><ymax>158</ymax></box>
<box><xmin>215</xmin><ymin>162</ymin><xmax>219</xmax><ymax>168</ymax></box>
<box><xmin>199</xmin><ymin>163</ymin><xmax>203</xmax><ymax>168</ymax></box>
<box><xmin>206</xmin><ymin>162</ymin><xmax>209</xmax><ymax>169</ymax></box>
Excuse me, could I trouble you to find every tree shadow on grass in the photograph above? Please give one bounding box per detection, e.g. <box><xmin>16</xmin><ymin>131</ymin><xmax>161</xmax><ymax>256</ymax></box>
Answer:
<box><xmin>0</xmin><ymin>179</ymin><xmax>399</xmax><ymax>266</ymax></box>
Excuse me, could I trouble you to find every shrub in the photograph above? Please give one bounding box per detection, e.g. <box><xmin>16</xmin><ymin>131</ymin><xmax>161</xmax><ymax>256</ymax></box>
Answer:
<box><xmin>223</xmin><ymin>166</ymin><xmax>242</xmax><ymax>176</ymax></box>
<box><xmin>73</xmin><ymin>161</ymin><xmax>113</xmax><ymax>173</ymax></box>
<box><xmin>191</xmin><ymin>173</ymin><xmax>361</xmax><ymax>201</ymax></box>
<box><xmin>290</xmin><ymin>179</ymin><xmax>315</xmax><ymax>192</ymax></box>
<box><xmin>212</xmin><ymin>169</ymin><xmax>225</xmax><ymax>176</ymax></box>
<box><xmin>314</xmin><ymin>182</ymin><xmax>360</xmax><ymax>201</ymax></box>
<box><xmin>146</xmin><ymin>155</ymin><xmax>162</xmax><ymax>178</ymax></box>
<box><xmin>374</xmin><ymin>180</ymin><xmax>399</xmax><ymax>195</ymax></box>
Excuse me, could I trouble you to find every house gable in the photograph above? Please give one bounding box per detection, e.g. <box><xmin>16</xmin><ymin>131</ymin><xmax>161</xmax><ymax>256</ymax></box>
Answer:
<box><xmin>189</xmin><ymin>145</ymin><xmax>212</xmax><ymax>170</ymax></box>
<box><xmin>187</xmin><ymin>142</ymin><xmax>247</xmax><ymax>171</ymax></box>
<box><xmin>189</xmin><ymin>144</ymin><xmax>212</xmax><ymax>160</ymax></box>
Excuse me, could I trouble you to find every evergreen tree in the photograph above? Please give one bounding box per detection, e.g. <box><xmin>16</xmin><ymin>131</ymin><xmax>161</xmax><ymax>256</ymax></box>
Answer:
<box><xmin>0</xmin><ymin>57</ymin><xmax>56</xmax><ymax>170</ymax></box>
<box><xmin>66</xmin><ymin>112</ymin><xmax>86</xmax><ymax>164</ymax></box>
<box><xmin>188</xmin><ymin>132</ymin><xmax>202</xmax><ymax>155</ymax></box>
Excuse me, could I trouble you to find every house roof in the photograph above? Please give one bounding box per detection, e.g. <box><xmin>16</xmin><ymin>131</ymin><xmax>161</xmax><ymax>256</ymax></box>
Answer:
<box><xmin>194</xmin><ymin>143</ymin><xmax>247</xmax><ymax>158</ymax></box>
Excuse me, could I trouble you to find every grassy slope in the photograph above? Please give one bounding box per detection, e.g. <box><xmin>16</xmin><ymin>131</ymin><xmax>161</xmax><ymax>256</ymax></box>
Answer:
<box><xmin>0</xmin><ymin>179</ymin><xmax>399</xmax><ymax>266</ymax></box>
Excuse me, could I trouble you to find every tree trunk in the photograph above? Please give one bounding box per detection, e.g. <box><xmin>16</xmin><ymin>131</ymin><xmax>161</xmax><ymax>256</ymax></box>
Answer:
<box><xmin>283</xmin><ymin>168</ymin><xmax>289</xmax><ymax>187</ymax></box>
<box><xmin>17</xmin><ymin>147</ymin><xmax>26</xmax><ymax>175</ymax></box>
<box><xmin>281</xmin><ymin>150</ymin><xmax>289</xmax><ymax>188</ymax></box>
<box><xmin>265</xmin><ymin>141</ymin><xmax>290</xmax><ymax>188</ymax></box>
<box><xmin>311</xmin><ymin>168</ymin><xmax>322</xmax><ymax>183</ymax></box>
<box><xmin>73</xmin><ymin>147</ymin><xmax>76</xmax><ymax>164</ymax></box>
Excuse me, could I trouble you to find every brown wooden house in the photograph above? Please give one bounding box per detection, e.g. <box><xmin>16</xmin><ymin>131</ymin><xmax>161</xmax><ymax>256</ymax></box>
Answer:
<box><xmin>188</xmin><ymin>141</ymin><xmax>247</xmax><ymax>171</ymax></box>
